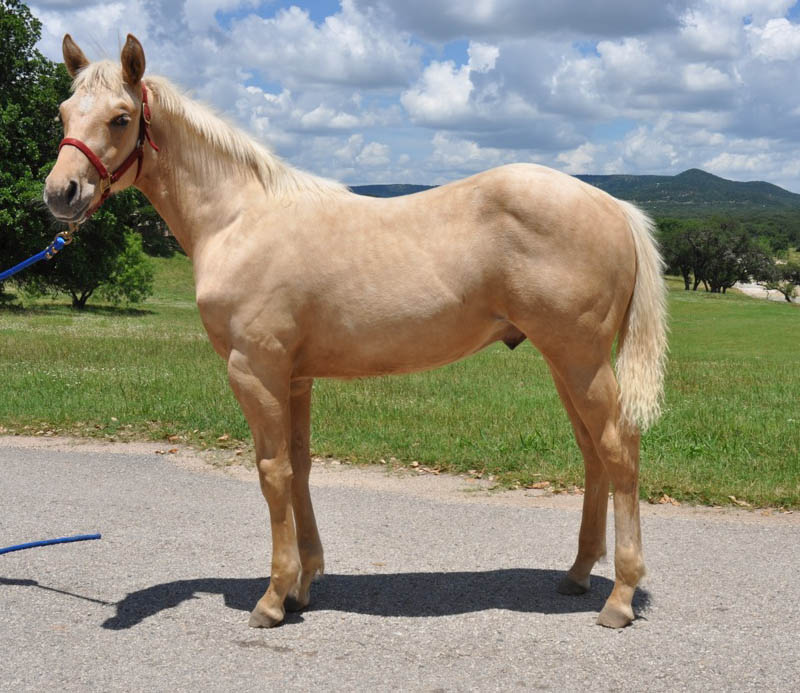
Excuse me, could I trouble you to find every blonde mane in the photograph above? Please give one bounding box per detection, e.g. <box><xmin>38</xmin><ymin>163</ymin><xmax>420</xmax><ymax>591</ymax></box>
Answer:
<box><xmin>73</xmin><ymin>61</ymin><xmax>348</xmax><ymax>199</ymax></box>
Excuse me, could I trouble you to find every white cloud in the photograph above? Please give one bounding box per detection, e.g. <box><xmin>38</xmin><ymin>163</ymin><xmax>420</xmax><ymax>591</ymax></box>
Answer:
<box><xmin>679</xmin><ymin>4</ymin><xmax>744</xmax><ymax>59</ymax></box>
<box><xmin>228</xmin><ymin>0</ymin><xmax>421</xmax><ymax>88</ymax></box>
<box><xmin>716</xmin><ymin>0</ymin><xmax>796</xmax><ymax>22</ymax></box>
<box><xmin>430</xmin><ymin>132</ymin><xmax>519</xmax><ymax>173</ymax></box>
<box><xmin>700</xmin><ymin>134</ymin><xmax>800</xmax><ymax>189</ymax></box>
<box><xmin>335</xmin><ymin>134</ymin><xmax>366</xmax><ymax>161</ymax></box>
<box><xmin>31</xmin><ymin>1</ymin><xmax>150</xmax><ymax>61</ymax></box>
<box><xmin>604</xmin><ymin>125</ymin><xmax>681</xmax><ymax>173</ymax></box>
<box><xmin>401</xmin><ymin>38</ymin><xmax>554</xmax><ymax>143</ymax></box>
<box><xmin>333</xmin><ymin>134</ymin><xmax>391</xmax><ymax>168</ymax></box>
<box><xmin>357</xmin><ymin>141</ymin><xmax>392</xmax><ymax>167</ymax></box>
<box><xmin>467</xmin><ymin>42</ymin><xmax>500</xmax><ymax>73</ymax></box>
<box><xmin>747</xmin><ymin>17</ymin><xmax>800</xmax><ymax>60</ymax></box>
<box><xmin>355</xmin><ymin>0</ymin><xmax>694</xmax><ymax>41</ymax></box>
<box><xmin>401</xmin><ymin>59</ymin><xmax>474</xmax><ymax>124</ymax></box>
<box><xmin>557</xmin><ymin>142</ymin><xmax>604</xmax><ymax>174</ymax></box>
<box><xmin>682</xmin><ymin>63</ymin><xmax>735</xmax><ymax>91</ymax></box>
<box><xmin>596</xmin><ymin>37</ymin><xmax>658</xmax><ymax>81</ymax></box>
<box><xmin>182</xmin><ymin>0</ymin><xmax>258</xmax><ymax>33</ymax></box>
<box><xmin>704</xmin><ymin>151</ymin><xmax>773</xmax><ymax>173</ymax></box>
<box><xmin>299</xmin><ymin>106</ymin><xmax>362</xmax><ymax>131</ymax></box>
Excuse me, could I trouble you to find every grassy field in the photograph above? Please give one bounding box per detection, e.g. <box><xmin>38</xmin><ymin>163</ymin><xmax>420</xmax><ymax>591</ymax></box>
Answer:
<box><xmin>1</xmin><ymin>254</ymin><xmax>797</xmax><ymax>508</ymax></box>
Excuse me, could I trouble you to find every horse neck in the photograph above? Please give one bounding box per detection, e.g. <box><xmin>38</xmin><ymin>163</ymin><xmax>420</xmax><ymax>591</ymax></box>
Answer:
<box><xmin>134</xmin><ymin>106</ymin><xmax>266</xmax><ymax>258</ymax></box>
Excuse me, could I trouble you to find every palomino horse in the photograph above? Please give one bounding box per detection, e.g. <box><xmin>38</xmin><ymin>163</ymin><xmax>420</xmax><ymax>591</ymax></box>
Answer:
<box><xmin>44</xmin><ymin>35</ymin><xmax>667</xmax><ymax>629</ymax></box>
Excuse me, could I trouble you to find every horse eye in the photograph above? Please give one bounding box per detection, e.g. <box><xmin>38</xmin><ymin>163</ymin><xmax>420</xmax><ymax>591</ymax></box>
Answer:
<box><xmin>111</xmin><ymin>114</ymin><xmax>131</xmax><ymax>127</ymax></box>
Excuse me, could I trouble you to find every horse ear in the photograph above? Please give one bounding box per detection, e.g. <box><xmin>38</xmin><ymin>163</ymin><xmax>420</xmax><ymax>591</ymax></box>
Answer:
<box><xmin>121</xmin><ymin>34</ymin><xmax>146</xmax><ymax>86</ymax></box>
<box><xmin>62</xmin><ymin>34</ymin><xmax>89</xmax><ymax>78</ymax></box>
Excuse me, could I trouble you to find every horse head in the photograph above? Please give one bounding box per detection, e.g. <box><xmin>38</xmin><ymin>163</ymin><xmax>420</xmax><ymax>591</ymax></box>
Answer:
<box><xmin>44</xmin><ymin>34</ymin><xmax>153</xmax><ymax>224</ymax></box>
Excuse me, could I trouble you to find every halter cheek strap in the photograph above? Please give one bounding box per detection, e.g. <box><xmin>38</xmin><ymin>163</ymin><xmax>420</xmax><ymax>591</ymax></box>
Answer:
<box><xmin>58</xmin><ymin>81</ymin><xmax>159</xmax><ymax>219</ymax></box>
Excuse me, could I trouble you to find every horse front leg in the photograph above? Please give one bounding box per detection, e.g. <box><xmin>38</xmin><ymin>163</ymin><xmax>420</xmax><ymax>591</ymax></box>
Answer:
<box><xmin>285</xmin><ymin>378</ymin><xmax>324</xmax><ymax>612</ymax></box>
<box><xmin>227</xmin><ymin>350</ymin><xmax>299</xmax><ymax>628</ymax></box>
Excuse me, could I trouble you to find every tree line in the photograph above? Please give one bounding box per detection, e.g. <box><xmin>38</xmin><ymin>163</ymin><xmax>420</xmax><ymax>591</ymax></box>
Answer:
<box><xmin>1</xmin><ymin>0</ymin><xmax>174</xmax><ymax>309</ymax></box>
<box><xmin>658</xmin><ymin>218</ymin><xmax>800</xmax><ymax>302</ymax></box>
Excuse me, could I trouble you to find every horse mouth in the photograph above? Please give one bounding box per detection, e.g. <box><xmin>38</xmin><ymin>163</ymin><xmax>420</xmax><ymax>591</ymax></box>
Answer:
<box><xmin>50</xmin><ymin>202</ymin><xmax>89</xmax><ymax>224</ymax></box>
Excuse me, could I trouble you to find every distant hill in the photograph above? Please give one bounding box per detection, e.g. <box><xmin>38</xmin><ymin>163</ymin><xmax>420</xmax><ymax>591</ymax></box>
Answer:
<box><xmin>350</xmin><ymin>184</ymin><xmax>436</xmax><ymax>198</ymax></box>
<box><xmin>576</xmin><ymin>168</ymin><xmax>800</xmax><ymax>217</ymax></box>
<box><xmin>351</xmin><ymin>169</ymin><xmax>800</xmax><ymax>219</ymax></box>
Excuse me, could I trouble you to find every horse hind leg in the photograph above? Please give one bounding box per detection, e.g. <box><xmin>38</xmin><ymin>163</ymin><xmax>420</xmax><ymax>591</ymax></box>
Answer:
<box><xmin>548</xmin><ymin>357</ymin><xmax>645</xmax><ymax>628</ymax></box>
<box><xmin>548</xmin><ymin>364</ymin><xmax>610</xmax><ymax>596</ymax></box>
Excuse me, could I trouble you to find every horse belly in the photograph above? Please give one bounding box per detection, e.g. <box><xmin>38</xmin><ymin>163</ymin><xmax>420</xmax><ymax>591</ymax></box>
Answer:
<box><xmin>293</xmin><ymin>302</ymin><xmax>515</xmax><ymax>378</ymax></box>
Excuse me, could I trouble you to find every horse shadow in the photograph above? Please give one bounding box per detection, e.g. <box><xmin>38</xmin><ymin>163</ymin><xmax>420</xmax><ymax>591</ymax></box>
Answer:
<box><xmin>97</xmin><ymin>569</ymin><xmax>651</xmax><ymax>630</ymax></box>
<box><xmin>0</xmin><ymin>576</ymin><xmax>113</xmax><ymax>605</ymax></box>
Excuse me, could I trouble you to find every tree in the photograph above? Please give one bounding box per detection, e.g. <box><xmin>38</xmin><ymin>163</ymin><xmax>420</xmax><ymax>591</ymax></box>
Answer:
<box><xmin>0</xmin><ymin>0</ymin><xmax>169</xmax><ymax>306</ymax></box>
<box><xmin>681</xmin><ymin>220</ymin><xmax>771</xmax><ymax>293</ymax></box>
<box><xmin>658</xmin><ymin>219</ymin><xmax>696</xmax><ymax>290</ymax></box>
<box><xmin>133</xmin><ymin>202</ymin><xmax>180</xmax><ymax>258</ymax></box>
<box><xmin>1</xmin><ymin>1</ymin><xmax>70</xmax><ymax>290</ymax></box>
<box><xmin>702</xmin><ymin>222</ymin><xmax>766</xmax><ymax>293</ymax></box>
<box><xmin>21</xmin><ymin>191</ymin><xmax>155</xmax><ymax>308</ymax></box>
<box><xmin>762</xmin><ymin>261</ymin><xmax>800</xmax><ymax>303</ymax></box>
<box><xmin>98</xmin><ymin>230</ymin><xmax>155</xmax><ymax>306</ymax></box>
<box><xmin>659</xmin><ymin>217</ymin><xmax>777</xmax><ymax>294</ymax></box>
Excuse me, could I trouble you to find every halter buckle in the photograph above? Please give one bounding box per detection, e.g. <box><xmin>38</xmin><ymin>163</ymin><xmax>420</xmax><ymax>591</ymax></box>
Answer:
<box><xmin>62</xmin><ymin>224</ymin><xmax>78</xmax><ymax>244</ymax></box>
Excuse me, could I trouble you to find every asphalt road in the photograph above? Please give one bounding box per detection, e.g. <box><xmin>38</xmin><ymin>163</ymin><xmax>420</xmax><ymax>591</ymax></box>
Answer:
<box><xmin>1</xmin><ymin>436</ymin><xmax>798</xmax><ymax>691</ymax></box>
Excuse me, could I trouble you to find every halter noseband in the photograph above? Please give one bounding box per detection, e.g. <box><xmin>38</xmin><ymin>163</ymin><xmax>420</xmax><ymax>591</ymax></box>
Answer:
<box><xmin>59</xmin><ymin>81</ymin><xmax>159</xmax><ymax>220</ymax></box>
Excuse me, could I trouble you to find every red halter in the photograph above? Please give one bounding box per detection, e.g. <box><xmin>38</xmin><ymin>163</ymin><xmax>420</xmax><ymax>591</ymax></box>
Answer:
<box><xmin>59</xmin><ymin>81</ymin><xmax>159</xmax><ymax>220</ymax></box>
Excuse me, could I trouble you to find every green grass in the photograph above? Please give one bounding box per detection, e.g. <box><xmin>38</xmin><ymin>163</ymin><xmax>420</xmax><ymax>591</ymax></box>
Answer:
<box><xmin>1</xmin><ymin>259</ymin><xmax>798</xmax><ymax>507</ymax></box>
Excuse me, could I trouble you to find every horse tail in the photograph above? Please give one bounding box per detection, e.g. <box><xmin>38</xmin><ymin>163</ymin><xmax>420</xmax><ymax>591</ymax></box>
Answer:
<box><xmin>614</xmin><ymin>200</ymin><xmax>668</xmax><ymax>432</ymax></box>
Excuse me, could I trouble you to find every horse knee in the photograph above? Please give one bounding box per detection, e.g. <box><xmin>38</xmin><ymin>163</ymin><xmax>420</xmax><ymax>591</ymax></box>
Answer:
<box><xmin>257</xmin><ymin>455</ymin><xmax>292</xmax><ymax>481</ymax></box>
<box><xmin>594</xmin><ymin>425</ymin><xmax>639</xmax><ymax>486</ymax></box>
<box><xmin>257</xmin><ymin>456</ymin><xmax>293</xmax><ymax>503</ymax></box>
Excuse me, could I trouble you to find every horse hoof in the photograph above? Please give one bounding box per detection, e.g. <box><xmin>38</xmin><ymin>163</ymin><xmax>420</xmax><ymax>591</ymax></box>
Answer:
<box><xmin>557</xmin><ymin>575</ymin><xmax>590</xmax><ymax>595</ymax></box>
<box><xmin>284</xmin><ymin>592</ymin><xmax>310</xmax><ymax>612</ymax></box>
<box><xmin>596</xmin><ymin>602</ymin><xmax>634</xmax><ymax>629</ymax></box>
<box><xmin>248</xmin><ymin>604</ymin><xmax>284</xmax><ymax>628</ymax></box>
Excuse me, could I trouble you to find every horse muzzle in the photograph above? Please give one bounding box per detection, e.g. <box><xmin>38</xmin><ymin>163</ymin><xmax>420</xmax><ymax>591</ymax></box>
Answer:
<box><xmin>43</xmin><ymin>164</ymin><xmax>98</xmax><ymax>224</ymax></box>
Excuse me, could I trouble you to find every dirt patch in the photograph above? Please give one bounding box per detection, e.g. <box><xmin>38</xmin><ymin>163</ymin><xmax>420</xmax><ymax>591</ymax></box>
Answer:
<box><xmin>734</xmin><ymin>281</ymin><xmax>798</xmax><ymax>303</ymax></box>
<box><xmin>1</xmin><ymin>434</ymin><xmax>795</xmax><ymax>525</ymax></box>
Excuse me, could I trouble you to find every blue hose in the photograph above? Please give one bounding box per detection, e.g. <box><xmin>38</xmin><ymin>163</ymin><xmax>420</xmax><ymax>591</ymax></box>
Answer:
<box><xmin>0</xmin><ymin>533</ymin><xmax>101</xmax><ymax>555</ymax></box>
<box><xmin>0</xmin><ymin>234</ymin><xmax>68</xmax><ymax>282</ymax></box>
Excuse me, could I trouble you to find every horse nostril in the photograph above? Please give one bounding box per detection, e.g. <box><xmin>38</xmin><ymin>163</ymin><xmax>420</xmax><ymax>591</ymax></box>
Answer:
<box><xmin>66</xmin><ymin>180</ymin><xmax>79</xmax><ymax>205</ymax></box>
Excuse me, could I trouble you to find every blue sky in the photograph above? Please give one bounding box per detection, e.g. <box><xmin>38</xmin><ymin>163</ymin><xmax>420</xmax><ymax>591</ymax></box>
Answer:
<box><xmin>29</xmin><ymin>0</ymin><xmax>800</xmax><ymax>191</ymax></box>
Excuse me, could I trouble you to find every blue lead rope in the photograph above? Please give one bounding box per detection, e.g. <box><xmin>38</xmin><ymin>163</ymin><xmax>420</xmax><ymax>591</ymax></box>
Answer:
<box><xmin>0</xmin><ymin>229</ymin><xmax>74</xmax><ymax>283</ymax></box>
<box><xmin>0</xmin><ymin>225</ymin><xmax>99</xmax><ymax>558</ymax></box>
<box><xmin>0</xmin><ymin>534</ymin><xmax>101</xmax><ymax>555</ymax></box>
